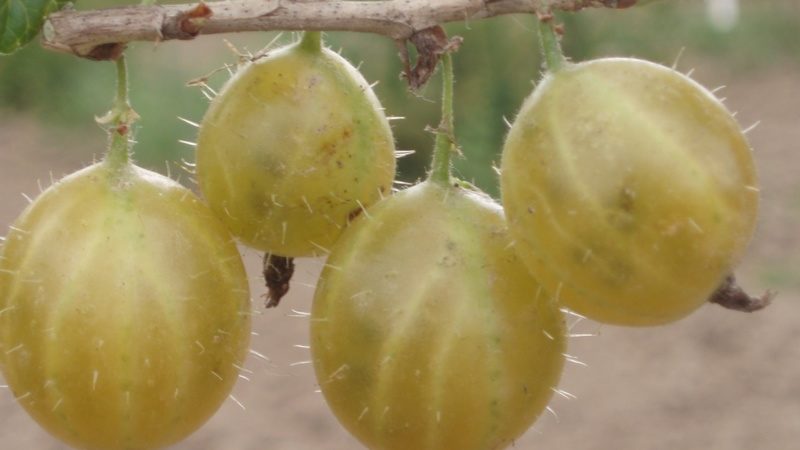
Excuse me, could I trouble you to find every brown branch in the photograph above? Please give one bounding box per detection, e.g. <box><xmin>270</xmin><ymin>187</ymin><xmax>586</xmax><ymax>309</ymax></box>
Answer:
<box><xmin>41</xmin><ymin>0</ymin><xmax>638</xmax><ymax>60</ymax></box>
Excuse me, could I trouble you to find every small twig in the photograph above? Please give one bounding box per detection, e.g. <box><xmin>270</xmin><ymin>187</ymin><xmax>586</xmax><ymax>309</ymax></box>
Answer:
<box><xmin>709</xmin><ymin>274</ymin><xmax>775</xmax><ymax>313</ymax></box>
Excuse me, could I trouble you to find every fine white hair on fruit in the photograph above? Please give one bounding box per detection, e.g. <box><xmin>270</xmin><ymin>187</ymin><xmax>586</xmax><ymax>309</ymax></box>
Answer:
<box><xmin>671</xmin><ymin>46</ymin><xmax>686</xmax><ymax>70</ymax></box>
<box><xmin>177</xmin><ymin>116</ymin><xmax>200</xmax><ymax>128</ymax></box>
<box><xmin>233</xmin><ymin>363</ymin><xmax>253</xmax><ymax>375</ymax></box>
<box><xmin>355</xmin><ymin>200</ymin><xmax>371</xmax><ymax>219</ymax></box>
<box><xmin>252</xmin><ymin>33</ymin><xmax>285</xmax><ymax>61</ymax></box>
<box><xmin>8</xmin><ymin>226</ymin><xmax>29</xmax><ymax>235</ymax></box>
<box><xmin>309</xmin><ymin>240</ymin><xmax>332</xmax><ymax>255</ymax></box>
<box><xmin>554</xmin><ymin>281</ymin><xmax>564</xmax><ymax>302</ymax></box>
<box><xmin>545</xmin><ymin>406</ymin><xmax>560</xmax><ymax>423</ymax></box>
<box><xmin>321</xmin><ymin>214</ymin><xmax>343</xmax><ymax>229</ymax></box>
<box><xmin>286</xmin><ymin>310</ymin><xmax>311</xmax><ymax>319</ymax></box>
<box><xmin>743</xmin><ymin>120</ymin><xmax>761</xmax><ymax>134</ymax></box>
<box><xmin>563</xmin><ymin>353</ymin><xmax>588</xmax><ymax>367</ymax></box>
<box><xmin>228</xmin><ymin>394</ymin><xmax>246</xmax><ymax>411</ymax></box>
<box><xmin>550</xmin><ymin>387</ymin><xmax>577</xmax><ymax>400</ymax></box>
<box><xmin>249</xmin><ymin>348</ymin><xmax>271</xmax><ymax>362</ymax></box>
<box><xmin>569</xmin><ymin>333</ymin><xmax>598</xmax><ymax>339</ymax></box>
<box><xmin>301</xmin><ymin>195</ymin><xmax>314</xmax><ymax>213</ymax></box>
<box><xmin>394</xmin><ymin>149</ymin><xmax>415</xmax><ymax>158</ymax></box>
<box><xmin>5</xmin><ymin>343</ymin><xmax>24</xmax><ymax>354</ymax></box>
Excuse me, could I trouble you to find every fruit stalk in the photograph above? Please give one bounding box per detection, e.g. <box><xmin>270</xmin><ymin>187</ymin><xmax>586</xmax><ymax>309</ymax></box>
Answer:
<box><xmin>105</xmin><ymin>56</ymin><xmax>136</xmax><ymax>170</ymax></box>
<box><xmin>537</xmin><ymin>16</ymin><xmax>566</xmax><ymax>72</ymax></box>
<box><xmin>429</xmin><ymin>52</ymin><xmax>455</xmax><ymax>185</ymax></box>
<box><xmin>299</xmin><ymin>31</ymin><xmax>322</xmax><ymax>52</ymax></box>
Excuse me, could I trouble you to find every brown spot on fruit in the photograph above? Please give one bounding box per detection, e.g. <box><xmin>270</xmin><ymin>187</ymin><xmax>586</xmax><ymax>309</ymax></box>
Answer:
<box><xmin>348</xmin><ymin>207</ymin><xmax>363</xmax><ymax>222</ymax></box>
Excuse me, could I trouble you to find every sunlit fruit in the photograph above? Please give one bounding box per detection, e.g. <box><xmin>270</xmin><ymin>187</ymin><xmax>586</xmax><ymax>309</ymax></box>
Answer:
<box><xmin>311</xmin><ymin>180</ymin><xmax>566</xmax><ymax>450</ymax></box>
<box><xmin>501</xmin><ymin>58</ymin><xmax>759</xmax><ymax>326</ymax></box>
<box><xmin>196</xmin><ymin>33</ymin><xmax>396</xmax><ymax>257</ymax></box>
<box><xmin>0</xmin><ymin>160</ymin><xmax>251</xmax><ymax>449</ymax></box>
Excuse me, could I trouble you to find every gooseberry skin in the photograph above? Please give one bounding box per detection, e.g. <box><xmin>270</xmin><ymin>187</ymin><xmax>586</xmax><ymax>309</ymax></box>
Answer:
<box><xmin>500</xmin><ymin>58</ymin><xmax>759</xmax><ymax>326</ymax></box>
<box><xmin>311</xmin><ymin>181</ymin><xmax>566</xmax><ymax>450</ymax></box>
<box><xmin>0</xmin><ymin>161</ymin><xmax>251</xmax><ymax>450</ymax></box>
<box><xmin>196</xmin><ymin>39</ymin><xmax>396</xmax><ymax>257</ymax></box>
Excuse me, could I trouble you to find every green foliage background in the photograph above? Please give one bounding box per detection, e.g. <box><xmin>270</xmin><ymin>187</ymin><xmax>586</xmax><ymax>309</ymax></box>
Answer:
<box><xmin>0</xmin><ymin>0</ymin><xmax>798</xmax><ymax>196</ymax></box>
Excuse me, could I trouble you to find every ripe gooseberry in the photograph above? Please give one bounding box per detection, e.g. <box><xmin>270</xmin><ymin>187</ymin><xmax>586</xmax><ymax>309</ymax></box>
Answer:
<box><xmin>311</xmin><ymin>181</ymin><xmax>566</xmax><ymax>450</ymax></box>
<box><xmin>0</xmin><ymin>159</ymin><xmax>251</xmax><ymax>449</ymax></box>
<box><xmin>501</xmin><ymin>57</ymin><xmax>759</xmax><ymax>326</ymax></box>
<box><xmin>195</xmin><ymin>32</ymin><xmax>396</xmax><ymax>257</ymax></box>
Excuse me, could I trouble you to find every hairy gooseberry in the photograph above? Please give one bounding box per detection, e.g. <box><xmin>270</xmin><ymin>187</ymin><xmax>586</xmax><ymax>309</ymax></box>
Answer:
<box><xmin>311</xmin><ymin>181</ymin><xmax>566</xmax><ymax>450</ymax></box>
<box><xmin>0</xmin><ymin>159</ymin><xmax>251</xmax><ymax>449</ymax></box>
<box><xmin>501</xmin><ymin>57</ymin><xmax>759</xmax><ymax>326</ymax></box>
<box><xmin>196</xmin><ymin>32</ymin><xmax>396</xmax><ymax>257</ymax></box>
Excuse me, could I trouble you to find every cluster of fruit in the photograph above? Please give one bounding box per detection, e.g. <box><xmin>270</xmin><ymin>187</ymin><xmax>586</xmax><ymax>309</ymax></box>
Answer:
<box><xmin>0</xmin><ymin>22</ymin><xmax>758</xmax><ymax>450</ymax></box>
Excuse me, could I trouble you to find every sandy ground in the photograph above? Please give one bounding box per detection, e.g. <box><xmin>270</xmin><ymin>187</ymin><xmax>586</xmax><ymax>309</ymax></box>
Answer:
<box><xmin>0</xmin><ymin>66</ymin><xmax>798</xmax><ymax>450</ymax></box>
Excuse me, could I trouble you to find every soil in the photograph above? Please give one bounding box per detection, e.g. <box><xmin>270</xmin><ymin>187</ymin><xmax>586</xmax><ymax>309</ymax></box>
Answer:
<box><xmin>0</xmin><ymin>66</ymin><xmax>798</xmax><ymax>450</ymax></box>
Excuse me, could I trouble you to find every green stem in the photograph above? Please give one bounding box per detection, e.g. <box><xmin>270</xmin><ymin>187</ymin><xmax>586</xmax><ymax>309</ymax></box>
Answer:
<box><xmin>538</xmin><ymin>17</ymin><xmax>567</xmax><ymax>72</ymax></box>
<box><xmin>114</xmin><ymin>55</ymin><xmax>128</xmax><ymax>113</ymax></box>
<box><xmin>105</xmin><ymin>56</ymin><xmax>133</xmax><ymax>170</ymax></box>
<box><xmin>429</xmin><ymin>52</ymin><xmax>455</xmax><ymax>186</ymax></box>
<box><xmin>299</xmin><ymin>31</ymin><xmax>322</xmax><ymax>52</ymax></box>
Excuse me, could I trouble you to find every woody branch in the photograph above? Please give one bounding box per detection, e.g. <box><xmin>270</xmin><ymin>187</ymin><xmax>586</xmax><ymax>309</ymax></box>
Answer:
<box><xmin>42</xmin><ymin>0</ymin><xmax>637</xmax><ymax>60</ymax></box>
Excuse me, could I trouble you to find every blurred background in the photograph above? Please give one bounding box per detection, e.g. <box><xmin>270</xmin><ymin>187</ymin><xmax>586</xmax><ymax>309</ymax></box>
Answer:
<box><xmin>1</xmin><ymin>0</ymin><xmax>798</xmax><ymax>448</ymax></box>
